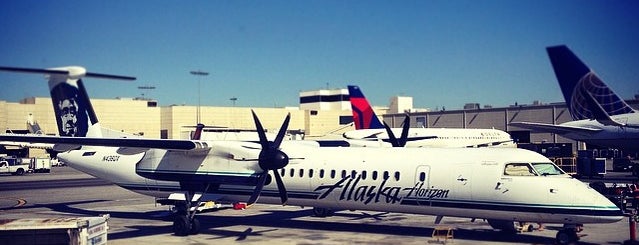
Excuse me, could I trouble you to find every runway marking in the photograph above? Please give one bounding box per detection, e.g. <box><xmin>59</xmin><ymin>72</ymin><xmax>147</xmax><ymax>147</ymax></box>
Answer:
<box><xmin>0</xmin><ymin>197</ymin><xmax>27</xmax><ymax>209</ymax></box>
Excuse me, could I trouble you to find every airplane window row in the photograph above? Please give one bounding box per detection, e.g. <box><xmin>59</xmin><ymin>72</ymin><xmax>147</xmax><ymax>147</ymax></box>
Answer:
<box><xmin>279</xmin><ymin>168</ymin><xmax>402</xmax><ymax>181</ymax></box>
<box><xmin>438</xmin><ymin>136</ymin><xmax>499</xmax><ymax>140</ymax></box>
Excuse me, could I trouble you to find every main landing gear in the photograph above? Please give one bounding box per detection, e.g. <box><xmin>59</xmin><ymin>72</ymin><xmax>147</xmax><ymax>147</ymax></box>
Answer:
<box><xmin>172</xmin><ymin>199</ymin><xmax>201</xmax><ymax>236</ymax></box>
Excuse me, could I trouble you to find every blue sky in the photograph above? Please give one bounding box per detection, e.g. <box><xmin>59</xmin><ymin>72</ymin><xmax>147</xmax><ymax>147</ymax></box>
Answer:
<box><xmin>1</xmin><ymin>0</ymin><xmax>638</xmax><ymax>110</ymax></box>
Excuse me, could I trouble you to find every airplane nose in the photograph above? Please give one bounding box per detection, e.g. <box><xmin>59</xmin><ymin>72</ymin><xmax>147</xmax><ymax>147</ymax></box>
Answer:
<box><xmin>574</xmin><ymin>182</ymin><xmax>624</xmax><ymax>223</ymax></box>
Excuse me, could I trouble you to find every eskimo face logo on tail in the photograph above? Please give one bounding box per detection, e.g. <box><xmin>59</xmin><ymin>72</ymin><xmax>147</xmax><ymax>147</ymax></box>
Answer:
<box><xmin>51</xmin><ymin>82</ymin><xmax>89</xmax><ymax>137</ymax></box>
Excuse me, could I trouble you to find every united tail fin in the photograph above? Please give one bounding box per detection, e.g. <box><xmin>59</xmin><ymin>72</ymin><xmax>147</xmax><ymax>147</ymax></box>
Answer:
<box><xmin>0</xmin><ymin>66</ymin><xmax>135</xmax><ymax>138</ymax></box>
<box><xmin>347</xmin><ymin>85</ymin><xmax>384</xmax><ymax>130</ymax></box>
<box><xmin>546</xmin><ymin>45</ymin><xmax>635</xmax><ymax>121</ymax></box>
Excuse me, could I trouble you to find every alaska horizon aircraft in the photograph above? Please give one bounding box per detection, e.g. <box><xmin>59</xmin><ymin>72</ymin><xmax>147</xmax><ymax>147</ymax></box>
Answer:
<box><xmin>510</xmin><ymin>45</ymin><xmax>639</xmax><ymax>151</ymax></box>
<box><xmin>344</xmin><ymin>85</ymin><xmax>515</xmax><ymax>148</ymax></box>
<box><xmin>0</xmin><ymin>66</ymin><xmax>623</xmax><ymax>244</ymax></box>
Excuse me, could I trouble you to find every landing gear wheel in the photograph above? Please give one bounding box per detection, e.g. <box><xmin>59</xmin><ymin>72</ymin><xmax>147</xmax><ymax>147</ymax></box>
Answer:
<box><xmin>313</xmin><ymin>207</ymin><xmax>334</xmax><ymax>217</ymax></box>
<box><xmin>173</xmin><ymin>215</ymin><xmax>190</xmax><ymax>236</ymax></box>
<box><xmin>556</xmin><ymin>229</ymin><xmax>578</xmax><ymax>245</ymax></box>
<box><xmin>189</xmin><ymin>217</ymin><xmax>201</xmax><ymax>235</ymax></box>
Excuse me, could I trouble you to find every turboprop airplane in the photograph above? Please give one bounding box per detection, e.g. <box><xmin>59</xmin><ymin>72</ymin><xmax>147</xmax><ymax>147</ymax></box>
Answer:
<box><xmin>510</xmin><ymin>45</ymin><xmax>639</xmax><ymax>151</ymax></box>
<box><xmin>344</xmin><ymin>85</ymin><xmax>515</xmax><ymax>147</ymax></box>
<box><xmin>0</xmin><ymin>66</ymin><xmax>623</xmax><ymax>244</ymax></box>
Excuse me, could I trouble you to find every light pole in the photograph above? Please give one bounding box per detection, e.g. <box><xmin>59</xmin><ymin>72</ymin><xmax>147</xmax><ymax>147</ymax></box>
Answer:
<box><xmin>190</xmin><ymin>70</ymin><xmax>209</xmax><ymax>124</ymax></box>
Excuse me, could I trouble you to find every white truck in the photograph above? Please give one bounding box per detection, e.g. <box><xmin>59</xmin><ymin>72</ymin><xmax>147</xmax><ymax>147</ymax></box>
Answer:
<box><xmin>0</xmin><ymin>156</ymin><xmax>30</xmax><ymax>175</ymax></box>
<box><xmin>29</xmin><ymin>157</ymin><xmax>52</xmax><ymax>173</ymax></box>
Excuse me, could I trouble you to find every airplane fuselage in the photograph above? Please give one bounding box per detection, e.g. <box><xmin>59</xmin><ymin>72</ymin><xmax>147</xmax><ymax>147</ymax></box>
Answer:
<box><xmin>58</xmin><ymin>142</ymin><xmax>622</xmax><ymax>225</ymax></box>
<box><xmin>343</xmin><ymin>128</ymin><xmax>515</xmax><ymax>148</ymax></box>
<box><xmin>561</xmin><ymin>113</ymin><xmax>639</xmax><ymax>151</ymax></box>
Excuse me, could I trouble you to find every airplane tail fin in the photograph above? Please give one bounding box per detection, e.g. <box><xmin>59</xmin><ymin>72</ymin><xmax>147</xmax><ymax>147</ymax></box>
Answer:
<box><xmin>0</xmin><ymin>66</ymin><xmax>135</xmax><ymax>138</ymax></box>
<box><xmin>347</xmin><ymin>85</ymin><xmax>384</xmax><ymax>130</ymax></box>
<box><xmin>546</xmin><ymin>45</ymin><xmax>635</xmax><ymax>120</ymax></box>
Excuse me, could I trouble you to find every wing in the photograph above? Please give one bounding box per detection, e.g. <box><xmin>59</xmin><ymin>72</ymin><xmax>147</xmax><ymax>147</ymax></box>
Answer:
<box><xmin>0</xmin><ymin>134</ymin><xmax>203</xmax><ymax>152</ymax></box>
<box><xmin>509</xmin><ymin>122</ymin><xmax>601</xmax><ymax>135</ymax></box>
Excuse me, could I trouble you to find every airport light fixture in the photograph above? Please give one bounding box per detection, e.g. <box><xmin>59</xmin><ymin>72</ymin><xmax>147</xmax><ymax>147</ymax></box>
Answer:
<box><xmin>190</xmin><ymin>70</ymin><xmax>209</xmax><ymax>124</ymax></box>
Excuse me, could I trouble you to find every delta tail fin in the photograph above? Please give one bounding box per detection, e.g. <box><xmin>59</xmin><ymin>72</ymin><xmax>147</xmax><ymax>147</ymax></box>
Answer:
<box><xmin>546</xmin><ymin>45</ymin><xmax>635</xmax><ymax>121</ymax></box>
<box><xmin>0</xmin><ymin>66</ymin><xmax>135</xmax><ymax>138</ymax></box>
<box><xmin>347</xmin><ymin>85</ymin><xmax>384</xmax><ymax>130</ymax></box>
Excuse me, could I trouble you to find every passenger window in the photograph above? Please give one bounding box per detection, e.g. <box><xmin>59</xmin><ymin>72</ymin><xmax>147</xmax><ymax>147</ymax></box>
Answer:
<box><xmin>341</xmin><ymin>170</ymin><xmax>347</xmax><ymax>178</ymax></box>
<box><xmin>281</xmin><ymin>169</ymin><xmax>285</xmax><ymax>177</ymax></box>
<box><xmin>331</xmin><ymin>170</ymin><xmax>336</xmax><ymax>179</ymax></box>
<box><xmin>504</xmin><ymin>163</ymin><xmax>537</xmax><ymax>176</ymax></box>
<box><xmin>351</xmin><ymin>170</ymin><xmax>357</xmax><ymax>178</ymax></box>
<box><xmin>394</xmin><ymin>172</ymin><xmax>400</xmax><ymax>181</ymax></box>
<box><xmin>361</xmin><ymin>171</ymin><xmax>367</xmax><ymax>180</ymax></box>
<box><xmin>383</xmin><ymin>171</ymin><xmax>390</xmax><ymax>180</ymax></box>
<box><xmin>290</xmin><ymin>168</ymin><xmax>295</xmax><ymax>178</ymax></box>
<box><xmin>319</xmin><ymin>169</ymin><xmax>325</xmax><ymax>178</ymax></box>
<box><xmin>372</xmin><ymin>171</ymin><xmax>378</xmax><ymax>180</ymax></box>
<box><xmin>299</xmin><ymin>169</ymin><xmax>304</xmax><ymax>178</ymax></box>
<box><xmin>419</xmin><ymin>172</ymin><xmax>426</xmax><ymax>182</ymax></box>
<box><xmin>309</xmin><ymin>169</ymin><xmax>314</xmax><ymax>178</ymax></box>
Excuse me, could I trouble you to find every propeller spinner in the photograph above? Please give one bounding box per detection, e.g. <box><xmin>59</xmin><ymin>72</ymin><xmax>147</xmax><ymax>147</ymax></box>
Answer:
<box><xmin>247</xmin><ymin>110</ymin><xmax>290</xmax><ymax>206</ymax></box>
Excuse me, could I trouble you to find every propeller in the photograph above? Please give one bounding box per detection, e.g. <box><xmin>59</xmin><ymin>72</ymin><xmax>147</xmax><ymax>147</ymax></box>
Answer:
<box><xmin>246</xmin><ymin>110</ymin><xmax>290</xmax><ymax>206</ymax></box>
<box><xmin>383</xmin><ymin>114</ymin><xmax>411</xmax><ymax>147</ymax></box>
<box><xmin>191</xmin><ymin>123</ymin><xmax>205</xmax><ymax>140</ymax></box>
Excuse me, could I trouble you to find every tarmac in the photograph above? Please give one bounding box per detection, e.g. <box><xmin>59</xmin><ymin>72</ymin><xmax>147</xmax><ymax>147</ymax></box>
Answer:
<box><xmin>0</xmin><ymin>166</ymin><xmax>636</xmax><ymax>244</ymax></box>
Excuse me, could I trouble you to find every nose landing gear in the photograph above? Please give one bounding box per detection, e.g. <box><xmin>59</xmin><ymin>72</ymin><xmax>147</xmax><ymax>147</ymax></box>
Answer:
<box><xmin>556</xmin><ymin>224</ymin><xmax>583</xmax><ymax>245</ymax></box>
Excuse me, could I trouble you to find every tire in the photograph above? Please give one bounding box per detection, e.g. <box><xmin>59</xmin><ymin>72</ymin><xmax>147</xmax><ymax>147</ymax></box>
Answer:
<box><xmin>190</xmin><ymin>218</ymin><xmax>201</xmax><ymax>235</ymax></box>
<box><xmin>487</xmin><ymin>219</ymin><xmax>517</xmax><ymax>233</ymax></box>
<box><xmin>15</xmin><ymin>168</ymin><xmax>25</xmax><ymax>176</ymax></box>
<box><xmin>312</xmin><ymin>207</ymin><xmax>333</xmax><ymax>217</ymax></box>
<box><xmin>173</xmin><ymin>215</ymin><xmax>190</xmax><ymax>236</ymax></box>
<box><xmin>556</xmin><ymin>229</ymin><xmax>578</xmax><ymax>245</ymax></box>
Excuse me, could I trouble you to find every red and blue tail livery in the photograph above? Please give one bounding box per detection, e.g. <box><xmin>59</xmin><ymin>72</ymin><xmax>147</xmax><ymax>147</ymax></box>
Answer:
<box><xmin>347</xmin><ymin>85</ymin><xmax>384</xmax><ymax>130</ymax></box>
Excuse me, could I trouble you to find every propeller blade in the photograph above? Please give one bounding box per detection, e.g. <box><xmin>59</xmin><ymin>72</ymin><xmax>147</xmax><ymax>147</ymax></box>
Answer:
<box><xmin>251</xmin><ymin>110</ymin><xmax>269</xmax><ymax>148</ymax></box>
<box><xmin>399</xmin><ymin>115</ymin><xmax>410</xmax><ymax>147</ymax></box>
<box><xmin>191</xmin><ymin>123</ymin><xmax>205</xmax><ymax>140</ymax></box>
<box><xmin>272</xmin><ymin>113</ymin><xmax>291</xmax><ymax>148</ymax></box>
<box><xmin>383</xmin><ymin>122</ymin><xmax>400</xmax><ymax>147</ymax></box>
<box><xmin>247</xmin><ymin>173</ymin><xmax>268</xmax><ymax>206</ymax></box>
<box><xmin>272</xmin><ymin>170</ymin><xmax>288</xmax><ymax>205</ymax></box>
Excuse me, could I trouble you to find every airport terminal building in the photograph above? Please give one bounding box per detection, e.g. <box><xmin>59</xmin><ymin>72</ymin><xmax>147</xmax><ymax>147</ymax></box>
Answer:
<box><xmin>1</xmin><ymin>88</ymin><xmax>638</xmax><ymax>158</ymax></box>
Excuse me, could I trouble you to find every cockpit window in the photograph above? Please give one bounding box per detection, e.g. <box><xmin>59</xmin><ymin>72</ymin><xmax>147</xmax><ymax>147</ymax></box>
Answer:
<box><xmin>503</xmin><ymin>163</ymin><xmax>536</xmax><ymax>176</ymax></box>
<box><xmin>531</xmin><ymin>162</ymin><xmax>565</xmax><ymax>176</ymax></box>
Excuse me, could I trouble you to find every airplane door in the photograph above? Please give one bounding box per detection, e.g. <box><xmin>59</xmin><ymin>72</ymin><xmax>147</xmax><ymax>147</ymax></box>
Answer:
<box><xmin>472</xmin><ymin>161</ymin><xmax>505</xmax><ymax>202</ymax></box>
<box><xmin>450</xmin><ymin>163</ymin><xmax>473</xmax><ymax>200</ymax></box>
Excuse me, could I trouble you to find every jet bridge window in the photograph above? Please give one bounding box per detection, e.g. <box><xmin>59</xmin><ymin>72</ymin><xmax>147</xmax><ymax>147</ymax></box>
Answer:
<box><xmin>504</xmin><ymin>163</ymin><xmax>536</xmax><ymax>176</ymax></box>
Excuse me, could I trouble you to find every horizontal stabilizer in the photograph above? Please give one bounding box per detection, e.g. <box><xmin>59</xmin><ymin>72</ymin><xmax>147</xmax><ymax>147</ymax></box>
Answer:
<box><xmin>0</xmin><ymin>134</ymin><xmax>200</xmax><ymax>151</ymax></box>
<box><xmin>0</xmin><ymin>66</ymin><xmax>136</xmax><ymax>80</ymax></box>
